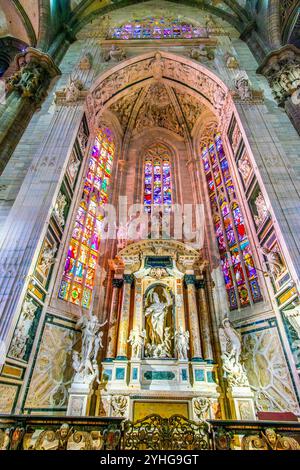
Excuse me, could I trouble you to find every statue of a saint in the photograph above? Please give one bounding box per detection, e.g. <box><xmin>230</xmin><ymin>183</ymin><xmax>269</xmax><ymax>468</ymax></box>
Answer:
<box><xmin>145</xmin><ymin>289</ymin><xmax>172</xmax><ymax>346</ymax></box>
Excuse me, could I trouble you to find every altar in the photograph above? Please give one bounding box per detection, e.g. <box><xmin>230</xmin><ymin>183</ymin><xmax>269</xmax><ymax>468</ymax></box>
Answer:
<box><xmin>96</xmin><ymin>239</ymin><xmax>222</xmax><ymax>421</ymax></box>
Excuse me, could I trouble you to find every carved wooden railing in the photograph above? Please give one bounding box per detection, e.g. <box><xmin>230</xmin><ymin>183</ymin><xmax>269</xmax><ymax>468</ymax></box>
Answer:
<box><xmin>0</xmin><ymin>415</ymin><xmax>123</xmax><ymax>450</ymax></box>
<box><xmin>1</xmin><ymin>414</ymin><xmax>300</xmax><ymax>450</ymax></box>
<box><xmin>209</xmin><ymin>419</ymin><xmax>300</xmax><ymax>450</ymax></box>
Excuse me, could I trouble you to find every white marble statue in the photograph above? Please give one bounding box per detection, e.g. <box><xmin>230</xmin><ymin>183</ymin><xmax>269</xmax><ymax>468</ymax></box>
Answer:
<box><xmin>175</xmin><ymin>327</ymin><xmax>190</xmax><ymax>360</ymax></box>
<box><xmin>68</xmin><ymin>155</ymin><xmax>80</xmax><ymax>182</ymax></box>
<box><xmin>254</xmin><ymin>192</ymin><xmax>269</xmax><ymax>226</ymax></box>
<box><xmin>235</xmin><ymin>71</ymin><xmax>252</xmax><ymax>100</ymax></box>
<box><xmin>262</xmin><ymin>247</ymin><xmax>285</xmax><ymax>279</ymax></box>
<box><xmin>127</xmin><ymin>328</ymin><xmax>146</xmax><ymax>359</ymax></box>
<box><xmin>72</xmin><ymin>313</ymin><xmax>107</xmax><ymax>385</ymax></box>
<box><xmin>39</xmin><ymin>243</ymin><xmax>57</xmax><ymax>275</ymax></box>
<box><xmin>9</xmin><ymin>299</ymin><xmax>38</xmax><ymax>359</ymax></box>
<box><xmin>145</xmin><ymin>289</ymin><xmax>172</xmax><ymax>346</ymax></box>
<box><xmin>238</xmin><ymin>155</ymin><xmax>252</xmax><ymax>182</ymax></box>
<box><xmin>53</xmin><ymin>192</ymin><xmax>67</xmax><ymax>228</ymax></box>
<box><xmin>219</xmin><ymin>318</ymin><xmax>249</xmax><ymax>387</ymax></box>
<box><xmin>64</xmin><ymin>76</ymin><xmax>84</xmax><ymax>103</ymax></box>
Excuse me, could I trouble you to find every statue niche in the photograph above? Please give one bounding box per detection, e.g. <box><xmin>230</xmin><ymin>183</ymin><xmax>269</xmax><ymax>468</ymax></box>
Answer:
<box><xmin>143</xmin><ymin>284</ymin><xmax>174</xmax><ymax>359</ymax></box>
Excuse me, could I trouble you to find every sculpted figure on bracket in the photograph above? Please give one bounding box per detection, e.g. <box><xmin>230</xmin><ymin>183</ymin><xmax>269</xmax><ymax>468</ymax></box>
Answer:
<box><xmin>253</xmin><ymin>192</ymin><xmax>269</xmax><ymax>227</ymax></box>
<box><xmin>235</xmin><ymin>71</ymin><xmax>252</xmax><ymax>101</ymax></box>
<box><xmin>105</xmin><ymin>44</ymin><xmax>126</xmax><ymax>63</ymax></box>
<box><xmin>262</xmin><ymin>247</ymin><xmax>285</xmax><ymax>279</ymax></box>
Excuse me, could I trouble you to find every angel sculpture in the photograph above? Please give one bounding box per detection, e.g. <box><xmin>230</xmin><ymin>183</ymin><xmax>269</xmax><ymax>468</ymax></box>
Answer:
<box><xmin>127</xmin><ymin>328</ymin><xmax>146</xmax><ymax>359</ymax></box>
<box><xmin>175</xmin><ymin>327</ymin><xmax>190</xmax><ymax>360</ymax></box>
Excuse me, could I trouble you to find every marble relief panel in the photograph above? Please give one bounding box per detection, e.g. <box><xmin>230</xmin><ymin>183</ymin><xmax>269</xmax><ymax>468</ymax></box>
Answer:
<box><xmin>24</xmin><ymin>320</ymin><xmax>77</xmax><ymax>411</ymax></box>
<box><xmin>242</xmin><ymin>326</ymin><xmax>300</xmax><ymax>414</ymax></box>
<box><xmin>0</xmin><ymin>383</ymin><xmax>18</xmax><ymax>414</ymax></box>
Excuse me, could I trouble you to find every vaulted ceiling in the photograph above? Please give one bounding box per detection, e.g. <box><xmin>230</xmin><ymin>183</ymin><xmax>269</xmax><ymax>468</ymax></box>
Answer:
<box><xmin>108</xmin><ymin>80</ymin><xmax>207</xmax><ymax>140</ymax></box>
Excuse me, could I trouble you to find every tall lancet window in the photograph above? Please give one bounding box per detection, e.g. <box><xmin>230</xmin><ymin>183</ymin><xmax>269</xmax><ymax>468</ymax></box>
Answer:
<box><xmin>144</xmin><ymin>144</ymin><xmax>172</xmax><ymax>213</ymax></box>
<box><xmin>201</xmin><ymin>134</ymin><xmax>262</xmax><ymax>310</ymax></box>
<box><xmin>59</xmin><ymin>128</ymin><xmax>115</xmax><ymax>309</ymax></box>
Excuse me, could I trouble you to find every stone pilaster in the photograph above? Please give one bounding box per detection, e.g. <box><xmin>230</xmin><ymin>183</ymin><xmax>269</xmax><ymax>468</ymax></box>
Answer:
<box><xmin>105</xmin><ymin>278</ymin><xmax>124</xmax><ymax>360</ymax></box>
<box><xmin>116</xmin><ymin>274</ymin><xmax>134</xmax><ymax>360</ymax></box>
<box><xmin>196</xmin><ymin>278</ymin><xmax>214</xmax><ymax>362</ymax></box>
<box><xmin>0</xmin><ymin>103</ymin><xmax>84</xmax><ymax>345</ymax></box>
<box><xmin>185</xmin><ymin>274</ymin><xmax>203</xmax><ymax>361</ymax></box>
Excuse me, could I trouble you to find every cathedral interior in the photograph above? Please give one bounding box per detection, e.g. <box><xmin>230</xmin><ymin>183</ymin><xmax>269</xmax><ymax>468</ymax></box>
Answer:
<box><xmin>0</xmin><ymin>0</ymin><xmax>300</xmax><ymax>451</ymax></box>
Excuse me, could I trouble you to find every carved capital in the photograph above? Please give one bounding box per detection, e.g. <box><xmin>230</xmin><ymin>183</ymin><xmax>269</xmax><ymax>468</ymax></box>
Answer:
<box><xmin>5</xmin><ymin>47</ymin><xmax>60</xmax><ymax>105</ymax></box>
<box><xmin>123</xmin><ymin>274</ymin><xmax>134</xmax><ymax>285</ymax></box>
<box><xmin>257</xmin><ymin>45</ymin><xmax>300</xmax><ymax>106</ymax></box>
<box><xmin>195</xmin><ymin>279</ymin><xmax>205</xmax><ymax>290</ymax></box>
<box><xmin>112</xmin><ymin>278</ymin><xmax>124</xmax><ymax>288</ymax></box>
<box><xmin>184</xmin><ymin>274</ymin><xmax>196</xmax><ymax>286</ymax></box>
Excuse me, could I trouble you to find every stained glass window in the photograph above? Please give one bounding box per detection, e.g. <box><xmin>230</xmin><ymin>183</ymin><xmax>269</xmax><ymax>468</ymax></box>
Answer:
<box><xmin>58</xmin><ymin>128</ymin><xmax>115</xmax><ymax>309</ymax></box>
<box><xmin>108</xmin><ymin>17</ymin><xmax>207</xmax><ymax>40</ymax></box>
<box><xmin>201</xmin><ymin>134</ymin><xmax>262</xmax><ymax>310</ymax></box>
<box><xmin>144</xmin><ymin>146</ymin><xmax>172</xmax><ymax>213</ymax></box>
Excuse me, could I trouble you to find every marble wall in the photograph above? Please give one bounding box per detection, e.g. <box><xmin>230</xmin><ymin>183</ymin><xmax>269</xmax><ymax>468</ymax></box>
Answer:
<box><xmin>23</xmin><ymin>317</ymin><xmax>77</xmax><ymax>412</ymax></box>
<box><xmin>242</xmin><ymin>321</ymin><xmax>300</xmax><ymax>414</ymax></box>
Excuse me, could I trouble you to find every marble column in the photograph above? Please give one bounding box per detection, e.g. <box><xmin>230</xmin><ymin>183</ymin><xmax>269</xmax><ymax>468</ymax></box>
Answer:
<box><xmin>131</xmin><ymin>278</ymin><xmax>143</xmax><ymax>333</ymax></box>
<box><xmin>116</xmin><ymin>274</ymin><xmax>133</xmax><ymax>360</ymax></box>
<box><xmin>196</xmin><ymin>278</ymin><xmax>214</xmax><ymax>363</ymax></box>
<box><xmin>185</xmin><ymin>274</ymin><xmax>203</xmax><ymax>361</ymax></box>
<box><xmin>175</xmin><ymin>278</ymin><xmax>186</xmax><ymax>332</ymax></box>
<box><xmin>105</xmin><ymin>278</ymin><xmax>123</xmax><ymax>360</ymax></box>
